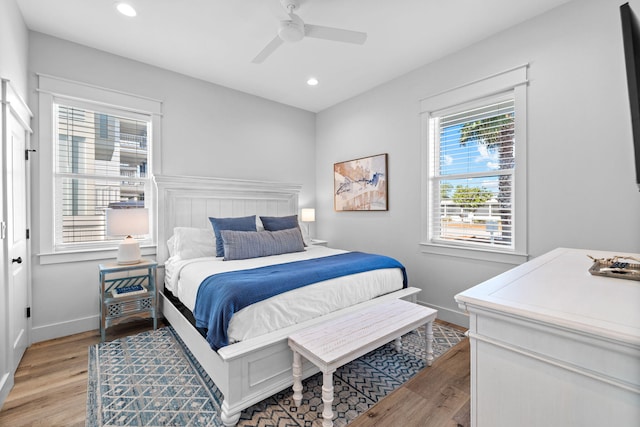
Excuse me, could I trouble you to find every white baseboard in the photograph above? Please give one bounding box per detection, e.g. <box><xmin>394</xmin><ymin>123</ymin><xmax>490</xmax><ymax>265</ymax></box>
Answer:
<box><xmin>30</xmin><ymin>315</ymin><xmax>99</xmax><ymax>344</ymax></box>
<box><xmin>417</xmin><ymin>300</ymin><xmax>469</xmax><ymax>329</ymax></box>
<box><xmin>0</xmin><ymin>372</ymin><xmax>13</xmax><ymax>412</ymax></box>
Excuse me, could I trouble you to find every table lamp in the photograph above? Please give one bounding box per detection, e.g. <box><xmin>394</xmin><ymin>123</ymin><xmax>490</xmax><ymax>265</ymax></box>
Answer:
<box><xmin>105</xmin><ymin>208</ymin><xmax>149</xmax><ymax>264</ymax></box>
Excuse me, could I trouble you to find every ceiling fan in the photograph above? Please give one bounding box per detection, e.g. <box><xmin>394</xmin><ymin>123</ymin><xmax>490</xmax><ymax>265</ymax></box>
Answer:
<box><xmin>252</xmin><ymin>0</ymin><xmax>367</xmax><ymax>64</ymax></box>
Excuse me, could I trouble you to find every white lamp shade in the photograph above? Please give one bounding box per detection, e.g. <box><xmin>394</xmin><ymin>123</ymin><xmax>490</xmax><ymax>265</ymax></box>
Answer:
<box><xmin>301</xmin><ymin>208</ymin><xmax>315</xmax><ymax>222</ymax></box>
<box><xmin>105</xmin><ymin>208</ymin><xmax>149</xmax><ymax>264</ymax></box>
<box><xmin>106</xmin><ymin>208</ymin><xmax>149</xmax><ymax>237</ymax></box>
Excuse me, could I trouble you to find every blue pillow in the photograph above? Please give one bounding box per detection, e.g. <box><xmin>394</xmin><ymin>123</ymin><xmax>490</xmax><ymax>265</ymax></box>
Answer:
<box><xmin>208</xmin><ymin>215</ymin><xmax>257</xmax><ymax>257</ymax></box>
<box><xmin>221</xmin><ymin>228</ymin><xmax>305</xmax><ymax>261</ymax></box>
<box><xmin>260</xmin><ymin>215</ymin><xmax>308</xmax><ymax>247</ymax></box>
<box><xmin>260</xmin><ymin>215</ymin><xmax>298</xmax><ymax>231</ymax></box>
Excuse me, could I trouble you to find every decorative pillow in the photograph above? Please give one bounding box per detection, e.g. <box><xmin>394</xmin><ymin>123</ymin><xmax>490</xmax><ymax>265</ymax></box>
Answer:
<box><xmin>209</xmin><ymin>215</ymin><xmax>257</xmax><ymax>257</ymax></box>
<box><xmin>221</xmin><ymin>228</ymin><xmax>305</xmax><ymax>261</ymax></box>
<box><xmin>259</xmin><ymin>215</ymin><xmax>299</xmax><ymax>231</ymax></box>
<box><xmin>260</xmin><ymin>215</ymin><xmax>308</xmax><ymax>246</ymax></box>
<box><xmin>171</xmin><ymin>227</ymin><xmax>216</xmax><ymax>260</ymax></box>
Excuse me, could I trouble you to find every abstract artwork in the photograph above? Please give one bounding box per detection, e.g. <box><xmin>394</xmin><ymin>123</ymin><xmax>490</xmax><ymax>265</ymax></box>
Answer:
<box><xmin>334</xmin><ymin>153</ymin><xmax>388</xmax><ymax>211</ymax></box>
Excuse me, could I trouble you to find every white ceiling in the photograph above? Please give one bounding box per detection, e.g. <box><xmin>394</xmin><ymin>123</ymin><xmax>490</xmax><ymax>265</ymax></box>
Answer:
<box><xmin>16</xmin><ymin>0</ymin><xmax>571</xmax><ymax>112</ymax></box>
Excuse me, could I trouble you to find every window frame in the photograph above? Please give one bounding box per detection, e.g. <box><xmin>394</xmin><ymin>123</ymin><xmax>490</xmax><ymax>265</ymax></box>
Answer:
<box><xmin>37</xmin><ymin>74</ymin><xmax>162</xmax><ymax>264</ymax></box>
<box><xmin>419</xmin><ymin>65</ymin><xmax>528</xmax><ymax>264</ymax></box>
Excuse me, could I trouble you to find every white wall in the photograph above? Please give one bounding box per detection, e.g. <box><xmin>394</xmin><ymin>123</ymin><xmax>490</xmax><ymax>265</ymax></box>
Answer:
<box><xmin>0</xmin><ymin>0</ymin><xmax>29</xmax><ymax>95</ymax></box>
<box><xmin>316</xmin><ymin>0</ymin><xmax>640</xmax><ymax>326</ymax></box>
<box><xmin>27</xmin><ymin>33</ymin><xmax>316</xmax><ymax>341</ymax></box>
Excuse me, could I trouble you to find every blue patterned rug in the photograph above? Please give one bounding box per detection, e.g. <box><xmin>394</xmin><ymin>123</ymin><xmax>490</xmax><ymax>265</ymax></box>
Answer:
<box><xmin>87</xmin><ymin>323</ymin><xmax>466</xmax><ymax>426</ymax></box>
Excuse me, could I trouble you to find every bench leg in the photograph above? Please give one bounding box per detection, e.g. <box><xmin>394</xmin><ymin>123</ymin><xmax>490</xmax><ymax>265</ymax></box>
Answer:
<box><xmin>292</xmin><ymin>350</ymin><xmax>303</xmax><ymax>406</ymax></box>
<box><xmin>425</xmin><ymin>321</ymin><xmax>434</xmax><ymax>367</ymax></box>
<box><xmin>322</xmin><ymin>370</ymin><xmax>335</xmax><ymax>427</ymax></box>
<box><xmin>394</xmin><ymin>336</ymin><xmax>402</xmax><ymax>351</ymax></box>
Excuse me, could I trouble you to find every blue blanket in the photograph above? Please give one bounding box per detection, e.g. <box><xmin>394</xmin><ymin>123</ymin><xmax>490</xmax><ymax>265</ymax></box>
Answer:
<box><xmin>193</xmin><ymin>252</ymin><xmax>407</xmax><ymax>350</ymax></box>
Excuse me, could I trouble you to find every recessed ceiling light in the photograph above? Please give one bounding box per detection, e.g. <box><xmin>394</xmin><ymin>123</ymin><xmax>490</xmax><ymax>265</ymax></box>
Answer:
<box><xmin>307</xmin><ymin>77</ymin><xmax>319</xmax><ymax>86</ymax></box>
<box><xmin>116</xmin><ymin>3</ymin><xmax>137</xmax><ymax>17</ymax></box>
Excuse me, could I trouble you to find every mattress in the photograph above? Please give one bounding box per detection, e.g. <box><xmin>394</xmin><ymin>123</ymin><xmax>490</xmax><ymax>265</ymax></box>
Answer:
<box><xmin>164</xmin><ymin>245</ymin><xmax>405</xmax><ymax>344</ymax></box>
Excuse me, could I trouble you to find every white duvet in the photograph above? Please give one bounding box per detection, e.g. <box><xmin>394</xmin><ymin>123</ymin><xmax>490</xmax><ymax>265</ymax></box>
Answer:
<box><xmin>164</xmin><ymin>246</ymin><xmax>404</xmax><ymax>344</ymax></box>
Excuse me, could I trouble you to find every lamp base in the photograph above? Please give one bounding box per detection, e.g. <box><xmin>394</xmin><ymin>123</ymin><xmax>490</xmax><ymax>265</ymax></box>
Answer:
<box><xmin>117</xmin><ymin>236</ymin><xmax>142</xmax><ymax>265</ymax></box>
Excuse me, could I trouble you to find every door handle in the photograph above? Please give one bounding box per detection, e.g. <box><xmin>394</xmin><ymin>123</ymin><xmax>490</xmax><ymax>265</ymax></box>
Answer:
<box><xmin>12</xmin><ymin>257</ymin><xmax>22</xmax><ymax>264</ymax></box>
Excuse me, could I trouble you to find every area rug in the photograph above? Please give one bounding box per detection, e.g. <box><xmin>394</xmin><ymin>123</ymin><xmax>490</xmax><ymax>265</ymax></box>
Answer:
<box><xmin>87</xmin><ymin>324</ymin><xmax>466</xmax><ymax>427</ymax></box>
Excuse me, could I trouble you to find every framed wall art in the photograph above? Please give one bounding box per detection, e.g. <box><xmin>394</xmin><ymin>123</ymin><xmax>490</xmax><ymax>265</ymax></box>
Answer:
<box><xmin>334</xmin><ymin>153</ymin><xmax>388</xmax><ymax>211</ymax></box>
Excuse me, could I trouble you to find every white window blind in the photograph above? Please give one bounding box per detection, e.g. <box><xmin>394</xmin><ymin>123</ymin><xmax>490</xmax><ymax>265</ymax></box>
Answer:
<box><xmin>54</xmin><ymin>102</ymin><xmax>151</xmax><ymax>248</ymax></box>
<box><xmin>428</xmin><ymin>94</ymin><xmax>515</xmax><ymax>249</ymax></box>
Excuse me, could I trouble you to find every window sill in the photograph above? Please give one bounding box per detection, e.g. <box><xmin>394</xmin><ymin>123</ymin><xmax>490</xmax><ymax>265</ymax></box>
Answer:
<box><xmin>419</xmin><ymin>241</ymin><xmax>528</xmax><ymax>265</ymax></box>
<box><xmin>38</xmin><ymin>245</ymin><xmax>157</xmax><ymax>265</ymax></box>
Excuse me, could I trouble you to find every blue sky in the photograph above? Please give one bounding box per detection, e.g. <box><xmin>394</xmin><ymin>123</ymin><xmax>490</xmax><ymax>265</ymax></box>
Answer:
<box><xmin>439</xmin><ymin>123</ymin><xmax>501</xmax><ymax>197</ymax></box>
<box><xmin>440</xmin><ymin>124</ymin><xmax>499</xmax><ymax>175</ymax></box>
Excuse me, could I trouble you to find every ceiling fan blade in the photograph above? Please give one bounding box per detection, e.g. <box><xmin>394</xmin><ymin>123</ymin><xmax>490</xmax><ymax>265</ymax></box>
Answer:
<box><xmin>304</xmin><ymin>24</ymin><xmax>367</xmax><ymax>44</ymax></box>
<box><xmin>252</xmin><ymin>36</ymin><xmax>284</xmax><ymax>64</ymax></box>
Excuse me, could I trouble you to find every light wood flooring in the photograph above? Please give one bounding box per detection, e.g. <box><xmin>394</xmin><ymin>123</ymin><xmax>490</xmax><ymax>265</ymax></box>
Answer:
<box><xmin>0</xmin><ymin>319</ymin><xmax>469</xmax><ymax>427</ymax></box>
<box><xmin>351</xmin><ymin>320</ymin><xmax>470</xmax><ymax>427</ymax></box>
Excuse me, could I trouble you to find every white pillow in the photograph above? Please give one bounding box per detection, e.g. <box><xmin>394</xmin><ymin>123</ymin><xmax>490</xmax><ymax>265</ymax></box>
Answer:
<box><xmin>171</xmin><ymin>227</ymin><xmax>216</xmax><ymax>260</ymax></box>
<box><xmin>167</xmin><ymin>234</ymin><xmax>177</xmax><ymax>257</ymax></box>
<box><xmin>298</xmin><ymin>221</ymin><xmax>311</xmax><ymax>246</ymax></box>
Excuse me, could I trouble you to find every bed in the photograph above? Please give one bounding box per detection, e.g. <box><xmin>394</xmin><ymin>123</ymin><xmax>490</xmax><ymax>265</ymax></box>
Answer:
<box><xmin>154</xmin><ymin>175</ymin><xmax>420</xmax><ymax>426</ymax></box>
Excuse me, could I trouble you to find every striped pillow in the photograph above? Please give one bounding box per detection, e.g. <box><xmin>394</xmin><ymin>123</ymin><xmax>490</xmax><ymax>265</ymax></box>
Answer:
<box><xmin>221</xmin><ymin>228</ymin><xmax>305</xmax><ymax>261</ymax></box>
<box><xmin>208</xmin><ymin>215</ymin><xmax>257</xmax><ymax>257</ymax></box>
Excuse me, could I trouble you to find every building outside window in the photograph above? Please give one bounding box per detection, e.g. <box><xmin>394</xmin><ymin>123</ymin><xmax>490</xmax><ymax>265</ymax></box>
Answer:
<box><xmin>55</xmin><ymin>104</ymin><xmax>150</xmax><ymax>246</ymax></box>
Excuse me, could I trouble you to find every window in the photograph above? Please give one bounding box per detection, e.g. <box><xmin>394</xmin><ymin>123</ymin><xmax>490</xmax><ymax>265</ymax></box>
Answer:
<box><xmin>429</xmin><ymin>95</ymin><xmax>514</xmax><ymax>248</ymax></box>
<box><xmin>37</xmin><ymin>75</ymin><xmax>162</xmax><ymax>262</ymax></box>
<box><xmin>420</xmin><ymin>66</ymin><xmax>528</xmax><ymax>263</ymax></box>
<box><xmin>55</xmin><ymin>102</ymin><xmax>150</xmax><ymax>247</ymax></box>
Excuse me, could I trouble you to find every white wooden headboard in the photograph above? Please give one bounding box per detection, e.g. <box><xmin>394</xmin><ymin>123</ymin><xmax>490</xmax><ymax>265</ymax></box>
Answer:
<box><xmin>154</xmin><ymin>175</ymin><xmax>301</xmax><ymax>264</ymax></box>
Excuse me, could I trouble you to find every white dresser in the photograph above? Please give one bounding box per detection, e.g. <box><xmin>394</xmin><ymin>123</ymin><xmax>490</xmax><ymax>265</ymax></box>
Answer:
<box><xmin>455</xmin><ymin>247</ymin><xmax>640</xmax><ymax>427</ymax></box>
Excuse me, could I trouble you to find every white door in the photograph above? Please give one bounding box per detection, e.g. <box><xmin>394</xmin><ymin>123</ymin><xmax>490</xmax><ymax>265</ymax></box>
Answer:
<box><xmin>0</xmin><ymin>99</ymin><xmax>6</xmax><ymax>406</ymax></box>
<box><xmin>6</xmin><ymin>109</ymin><xmax>30</xmax><ymax>371</ymax></box>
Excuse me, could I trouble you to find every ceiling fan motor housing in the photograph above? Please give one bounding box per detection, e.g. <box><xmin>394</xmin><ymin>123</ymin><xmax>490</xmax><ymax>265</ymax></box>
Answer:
<box><xmin>278</xmin><ymin>13</ymin><xmax>304</xmax><ymax>42</ymax></box>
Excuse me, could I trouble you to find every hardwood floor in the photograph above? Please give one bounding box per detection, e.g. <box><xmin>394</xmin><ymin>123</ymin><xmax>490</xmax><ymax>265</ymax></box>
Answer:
<box><xmin>0</xmin><ymin>319</ymin><xmax>469</xmax><ymax>427</ymax></box>
<box><xmin>0</xmin><ymin>320</ymin><xmax>163</xmax><ymax>427</ymax></box>
<box><xmin>350</xmin><ymin>327</ymin><xmax>470</xmax><ymax>427</ymax></box>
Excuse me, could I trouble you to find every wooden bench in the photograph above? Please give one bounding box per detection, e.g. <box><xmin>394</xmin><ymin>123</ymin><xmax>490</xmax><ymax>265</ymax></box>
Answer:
<box><xmin>288</xmin><ymin>299</ymin><xmax>437</xmax><ymax>427</ymax></box>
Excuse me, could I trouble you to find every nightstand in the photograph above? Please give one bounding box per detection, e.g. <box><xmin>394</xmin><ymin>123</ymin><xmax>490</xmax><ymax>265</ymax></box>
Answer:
<box><xmin>99</xmin><ymin>259</ymin><xmax>158</xmax><ymax>341</ymax></box>
<box><xmin>309</xmin><ymin>239</ymin><xmax>328</xmax><ymax>247</ymax></box>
